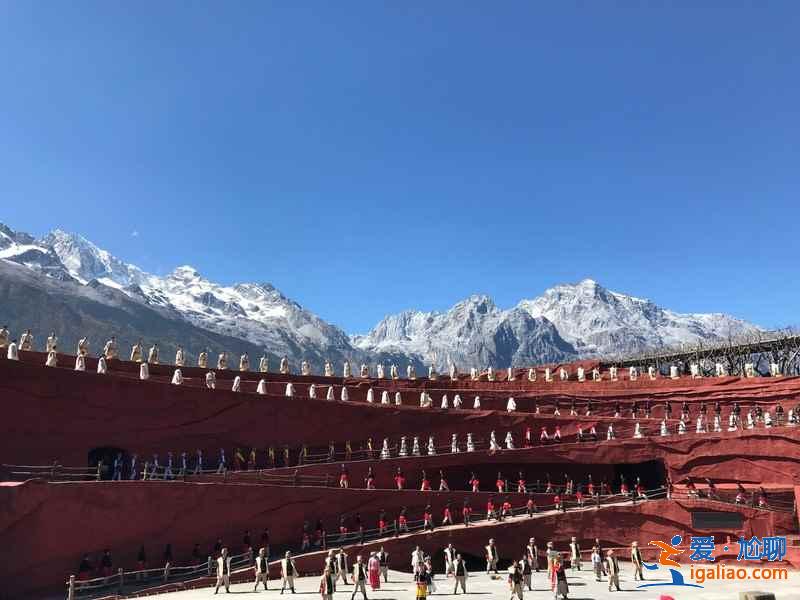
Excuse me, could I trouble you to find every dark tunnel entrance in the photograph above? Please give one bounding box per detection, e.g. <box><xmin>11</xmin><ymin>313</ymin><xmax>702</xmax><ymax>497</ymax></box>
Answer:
<box><xmin>88</xmin><ymin>447</ymin><xmax>127</xmax><ymax>480</ymax></box>
<box><xmin>613</xmin><ymin>459</ymin><xmax>666</xmax><ymax>490</ymax></box>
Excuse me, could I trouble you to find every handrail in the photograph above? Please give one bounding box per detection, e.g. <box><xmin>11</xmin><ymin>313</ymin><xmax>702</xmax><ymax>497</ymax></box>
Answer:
<box><xmin>66</xmin><ymin>549</ymin><xmax>253</xmax><ymax>599</ymax></box>
<box><xmin>63</xmin><ymin>485</ymin><xmax>790</xmax><ymax>600</ymax></box>
<box><xmin>5</xmin><ymin>417</ymin><xmax>795</xmax><ymax>483</ymax></box>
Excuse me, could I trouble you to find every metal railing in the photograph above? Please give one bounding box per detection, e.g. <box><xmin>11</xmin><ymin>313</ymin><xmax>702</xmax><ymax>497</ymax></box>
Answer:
<box><xmin>63</xmin><ymin>483</ymin><xmax>792</xmax><ymax>600</ymax></box>
<box><xmin>5</xmin><ymin>415</ymin><xmax>794</xmax><ymax>485</ymax></box>
<box><xmin>66</xmin><ymin>549</ymin><xmax>253</xmax><ymax>599</ymax></box>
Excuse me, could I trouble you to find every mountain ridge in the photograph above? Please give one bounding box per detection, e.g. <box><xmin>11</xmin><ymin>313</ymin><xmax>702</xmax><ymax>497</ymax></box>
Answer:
<box><xmin>0</xmin><ymin>222</ymin><xmax>761</xmax><ymax>369</ymax></box>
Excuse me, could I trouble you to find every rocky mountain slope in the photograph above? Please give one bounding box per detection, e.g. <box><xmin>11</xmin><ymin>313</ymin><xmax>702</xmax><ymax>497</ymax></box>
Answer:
<box><xmin>0</xmin><ymin>223</ymin><xmax>760</xmax><ymax>369</ymax></box>
<box><xmin>354</xmin><ymin>281</ymin><xmax>760</xmax><ymax>368</ymax></box>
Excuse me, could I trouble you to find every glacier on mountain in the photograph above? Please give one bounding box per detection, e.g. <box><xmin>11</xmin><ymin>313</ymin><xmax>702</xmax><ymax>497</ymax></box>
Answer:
<box><xmin>0</xmin><ymin>223</ymin><xmax>761</xmax><ymax>369</ymax></box>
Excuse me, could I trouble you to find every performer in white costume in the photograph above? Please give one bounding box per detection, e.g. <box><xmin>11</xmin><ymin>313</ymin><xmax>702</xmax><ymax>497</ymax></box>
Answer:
<box><xmin>528</xmin><ymin>368</ymin><xmax>537</xmax><ymax>382</ymax></box>
<box><xmin>280</xmin><ymin>356</ymin><xmax>290</xmax><ymax>375</ymax></box>
<box><xmin>506</xmin><ymin>397</ymin><xmax>516</xmax><ymax>412</ymax></box>
<box><xmin>239</xmin><ymin>353</ymin><xmax>250</xmax><ymax>372</ymax></box>
<box><xmin>648</xmin><ymin>366</ymin><xmax>656</xmax><ymax>380</ymax></box>
<box><xmin>366</xmin><ymin>388</ymin><xmax>375</xmax><ymax>403</ymax></box>
<box><xmin>441</xmin><ymin>394</ymin><xmax>449</xmax><ymax>409</ymax></box>
<box><xmin>175</xmin><ymin>346</ymin><xmax>185</xmax><ymax>367</ymax></box>
<box><xmin>97</xmin><ymin>356</ymin><xmax>107</xmax><ymax>374</ymax></box>
<box><xmin>301</xmin><ymin>359</ymin><xmax>311</xmax><ymax>376</ymax></box>
<box><xmin>376</xmin><ymin>363</ymin><xmax>385</xmax><ymax>378</ymax></box>
<box><xmin>340</xmin><ymin>386</ymin><xmax>349</xmax><ymax>401</ymax></box>
<box><xmin>0</xmin><ymin>326</ymin><xmax>9</xmax><ymax>349</ymax></box>
<box><xmin>466</xmin><ymin>433</ymin><xmax>475</xmax><ymax>452</ymax></box>
<box><xmin>324</xmin><ymin>360</ymin><xmax>334</xmax><ymax>377</ymax></box>
<box><xmin>205</xmin><ymin>371</ymin><xmax>216</xmax><ymax>389</ymax></box>
<box><xmin>103</xmin><ymin>336</ymin><xmax>118</xmax><ymax>360</ymax></box>
<box><xmin>46</xmin><ymin>332</ymin><xmax>57</xmax><ymax>353</ymax></box>
<box><xmin>473</xmin><ymin>396</ymin><xmax>481</xmax><ymax>409</ymax></box>
<box><xmin>139</xmin><ymin>362</ymin><xmax>150</xmax><ymax>380</ymax></box>
<box><xmin>343</xmin><ymin>360</ymin><xmax>351</xmax><ymax>378</ymax></box>
<box><xmin>198</xmin><ymin>349</ymin><xmax>208</xmax><ymax>369</ymax></box>
<box><xmin>395</xmin><ymin>391</ymin><xmax>402</xmax><ymax>405</ymax></box>
<box><xmin>285</xmin><ymin>382</ymin><xmax>294</xmax><ymax>397</ymax></box>
<box><xmin>559</xmin><ymin>367</ymin><xmax>568</xmax><ymax>381</ymax></box>
<box><xmin>45</xmin><ymin>348</ymin><xmax>58</xmax><ymax>367</ymax></box>
<box><xmin>257</xmin><ymin>379</ymin><xmax>268</xmax><ymax>395</ymax></box>
<box><xmin>669</xmin><ymin>365</ymin><xmax>679</xmax><ymax>379</ymax></box>
<box><xmin>577</xmin><ymin>367</ymin><xmax>585</xmax><ymax>382</ymax></box>
<box><xmin>629</xmin><ymin>366</ymin><xmax>638</xmax><ymax>381</ymax></box>
<box><xmin>381</xmin><ymin>390</ymin><xmax>390</xmax><ymax>405</ymax></box>
<box><xmin>19</xmin><ymin>329</ymin><xmax>33</xmax><ymax>351</ymax></box>
<box><xmin>259</xmin><ymin>354</ymin><xmax>269</xmax><ymax>373</ymax></box>
<box><xmin>453</xmin><ymin>394</ymin><xmax>463</xmax><ymax>408</ymax></box>
<box><xmin>592</xmin><ymin>368</ymin><xmax>601</xmax><ymax>381</ymax></box>
<box><xmin>232</xmin><ymin>376</ymin><xmax>242</xmax><ymax>392</ymax></box>
<box><xmin>147</xmin><ymin>343</ymin><xmax>159</xmax><ymax>365</ymax></box>
<box><xmin>545</xmin><ymin>368</ymin><xmax>553</xmax><ymax>382</ymax></box>
<box><xmin>130</xmin><ymin>340</ymin><xmax>143</xmax><ymax>362</ymax></box>
<box><xmin>217</xmin><ymin>352</ymin><xmax>228</xmax><ymax>370</ymax></box>
<box><xmin>451</xmin><ymin>434</ymin><xmax>459</xmax><ymax>453</ymax></box>
<box><xmin>171</xmin><ymin>369</ymin><xmax>183</xmax><ymax>385</ymax></box>
<box><xmin>326</xmin><ymin>386</ymin><xmax>335</xmax><ymax>401</ymax></box>
<box><xmin>696</xmin><ymin>415</ymin><xmax>707</xmax><ymax>433</ymax></box>
<box><xmin>75</xmin><ymin>354</ymin><xmax>86</xmax><ymax>371</ymax></box>
<box><xmin>399</xmin><ymin>436</ymin><xmax>408</xmax><ymax>457</ymax></box>
<box><xmin>390</xmin><ymin>364</ymin><xmax>399</xmax><ymax>379</ymax></box>
<box><xmin>407</xmin><ymin>365</ymin><xmax>416</xmax><ymax>380</ymax></box>
<box><xmin>505</xmin><ymin>431</ymin><xmax>515</xmax><ymax>450</ymax></box>
<box><xmin>360</xmin><ymin>363</ymin><xmax>369</xmax><ymax>378</ymax></box>
<box><xmin>381</xmin><ymin>439</ymin><xmax>391</xmax><ymax>459</ymax></box>
<box><xmin>471</xmin><ymin>367</ymin><xmax>479</xmax><ymax>381</ymax></box>
<box><xmin>427</xmin><ymin>436</ymin><xmax>436</xmax><ymax>455</ymax></box>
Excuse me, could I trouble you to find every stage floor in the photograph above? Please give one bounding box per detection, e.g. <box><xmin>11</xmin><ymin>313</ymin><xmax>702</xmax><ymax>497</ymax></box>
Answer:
<box><xmin>148</xmin><ymin>565</ymin><xmax>796</xmax><ymax>600</ymax></box>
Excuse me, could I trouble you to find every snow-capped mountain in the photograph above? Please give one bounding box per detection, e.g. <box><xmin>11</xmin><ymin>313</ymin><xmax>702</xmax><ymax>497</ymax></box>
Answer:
<box><xmin>355</xmin><ymin>279</ymin><xmax>761</xmax><ymax>366</ymax></box>
<box><xmin>351</xmin><ymin>294</ymin><xmax>578</xmax><ymax>370</ymax></box>
<box><xmin>519</xmin><ymin>278</ymin><xmax>759</xmax><ymax>357</ymax></box>
<box><xmin>0</xmin><ymin>223</ymin><xmax>362</xmax><ymax>369</ymax></box>
<box><xmin>1</xmin><ymin>222</ymin><xmax>762</xmax><ymax>369</ymax></box>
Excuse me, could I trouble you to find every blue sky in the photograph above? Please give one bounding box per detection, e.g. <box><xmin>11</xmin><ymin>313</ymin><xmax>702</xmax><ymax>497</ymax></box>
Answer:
<box><xmin>1</xmin><ymin>3</ymin><xmax>798</xmax><ymax>332</ymax></box>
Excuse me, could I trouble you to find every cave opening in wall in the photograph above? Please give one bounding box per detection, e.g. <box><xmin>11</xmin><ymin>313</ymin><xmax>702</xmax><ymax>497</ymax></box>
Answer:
<box><xmin>613</xmin><ymin>459</ymin><xmax>666</xmax><ymax>491</ymax></box>
<box><xmin>88</xmin><ymin>446</ymin><xmax>127</xmax><ymax>480</ymax></box>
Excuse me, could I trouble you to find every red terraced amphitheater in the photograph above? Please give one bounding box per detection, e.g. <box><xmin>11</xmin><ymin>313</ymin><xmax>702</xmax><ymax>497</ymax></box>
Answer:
<box><xmin>1</xmin><ymin>349</ymin><xmax>799</xmax><ymax>598</ymax></box>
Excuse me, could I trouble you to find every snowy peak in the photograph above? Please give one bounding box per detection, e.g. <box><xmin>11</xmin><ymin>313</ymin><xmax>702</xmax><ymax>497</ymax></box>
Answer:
<box><xmin>0</xmin><ymin>223</ymin><xmax>361</xmax><ymax>368</ymax></box>
<box><xmin>357</xmin><ymin>279</ymin><xmax>761</xmax><ymax>365</ymax></box>
<box><xmin>40</xmin><ymin>228</ymin><xmax>146</xmax><ymax>288</ymax></box>
<box><xmin>0</xmin><ymin>223</ymin><xmax>35</xmax><ymax>248</ymax></box>
<box><xmin>0</xmin><ymin>221</ymin><xmax>763</xmax><ymax>369</ymax></box>
<box><xmin>519</xmin><ymin>279</ymin><xmax>759</xmax><ymax>356</ymax></box>
<box><xmin>168</xmin><ymin>265</ymin><xmax>204</xmax><ymax>282</ymax></box>
<box><xmin>353</xmin><ymin>294</ymin><xmax>577</xmax><ymax>369</ymax></box>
